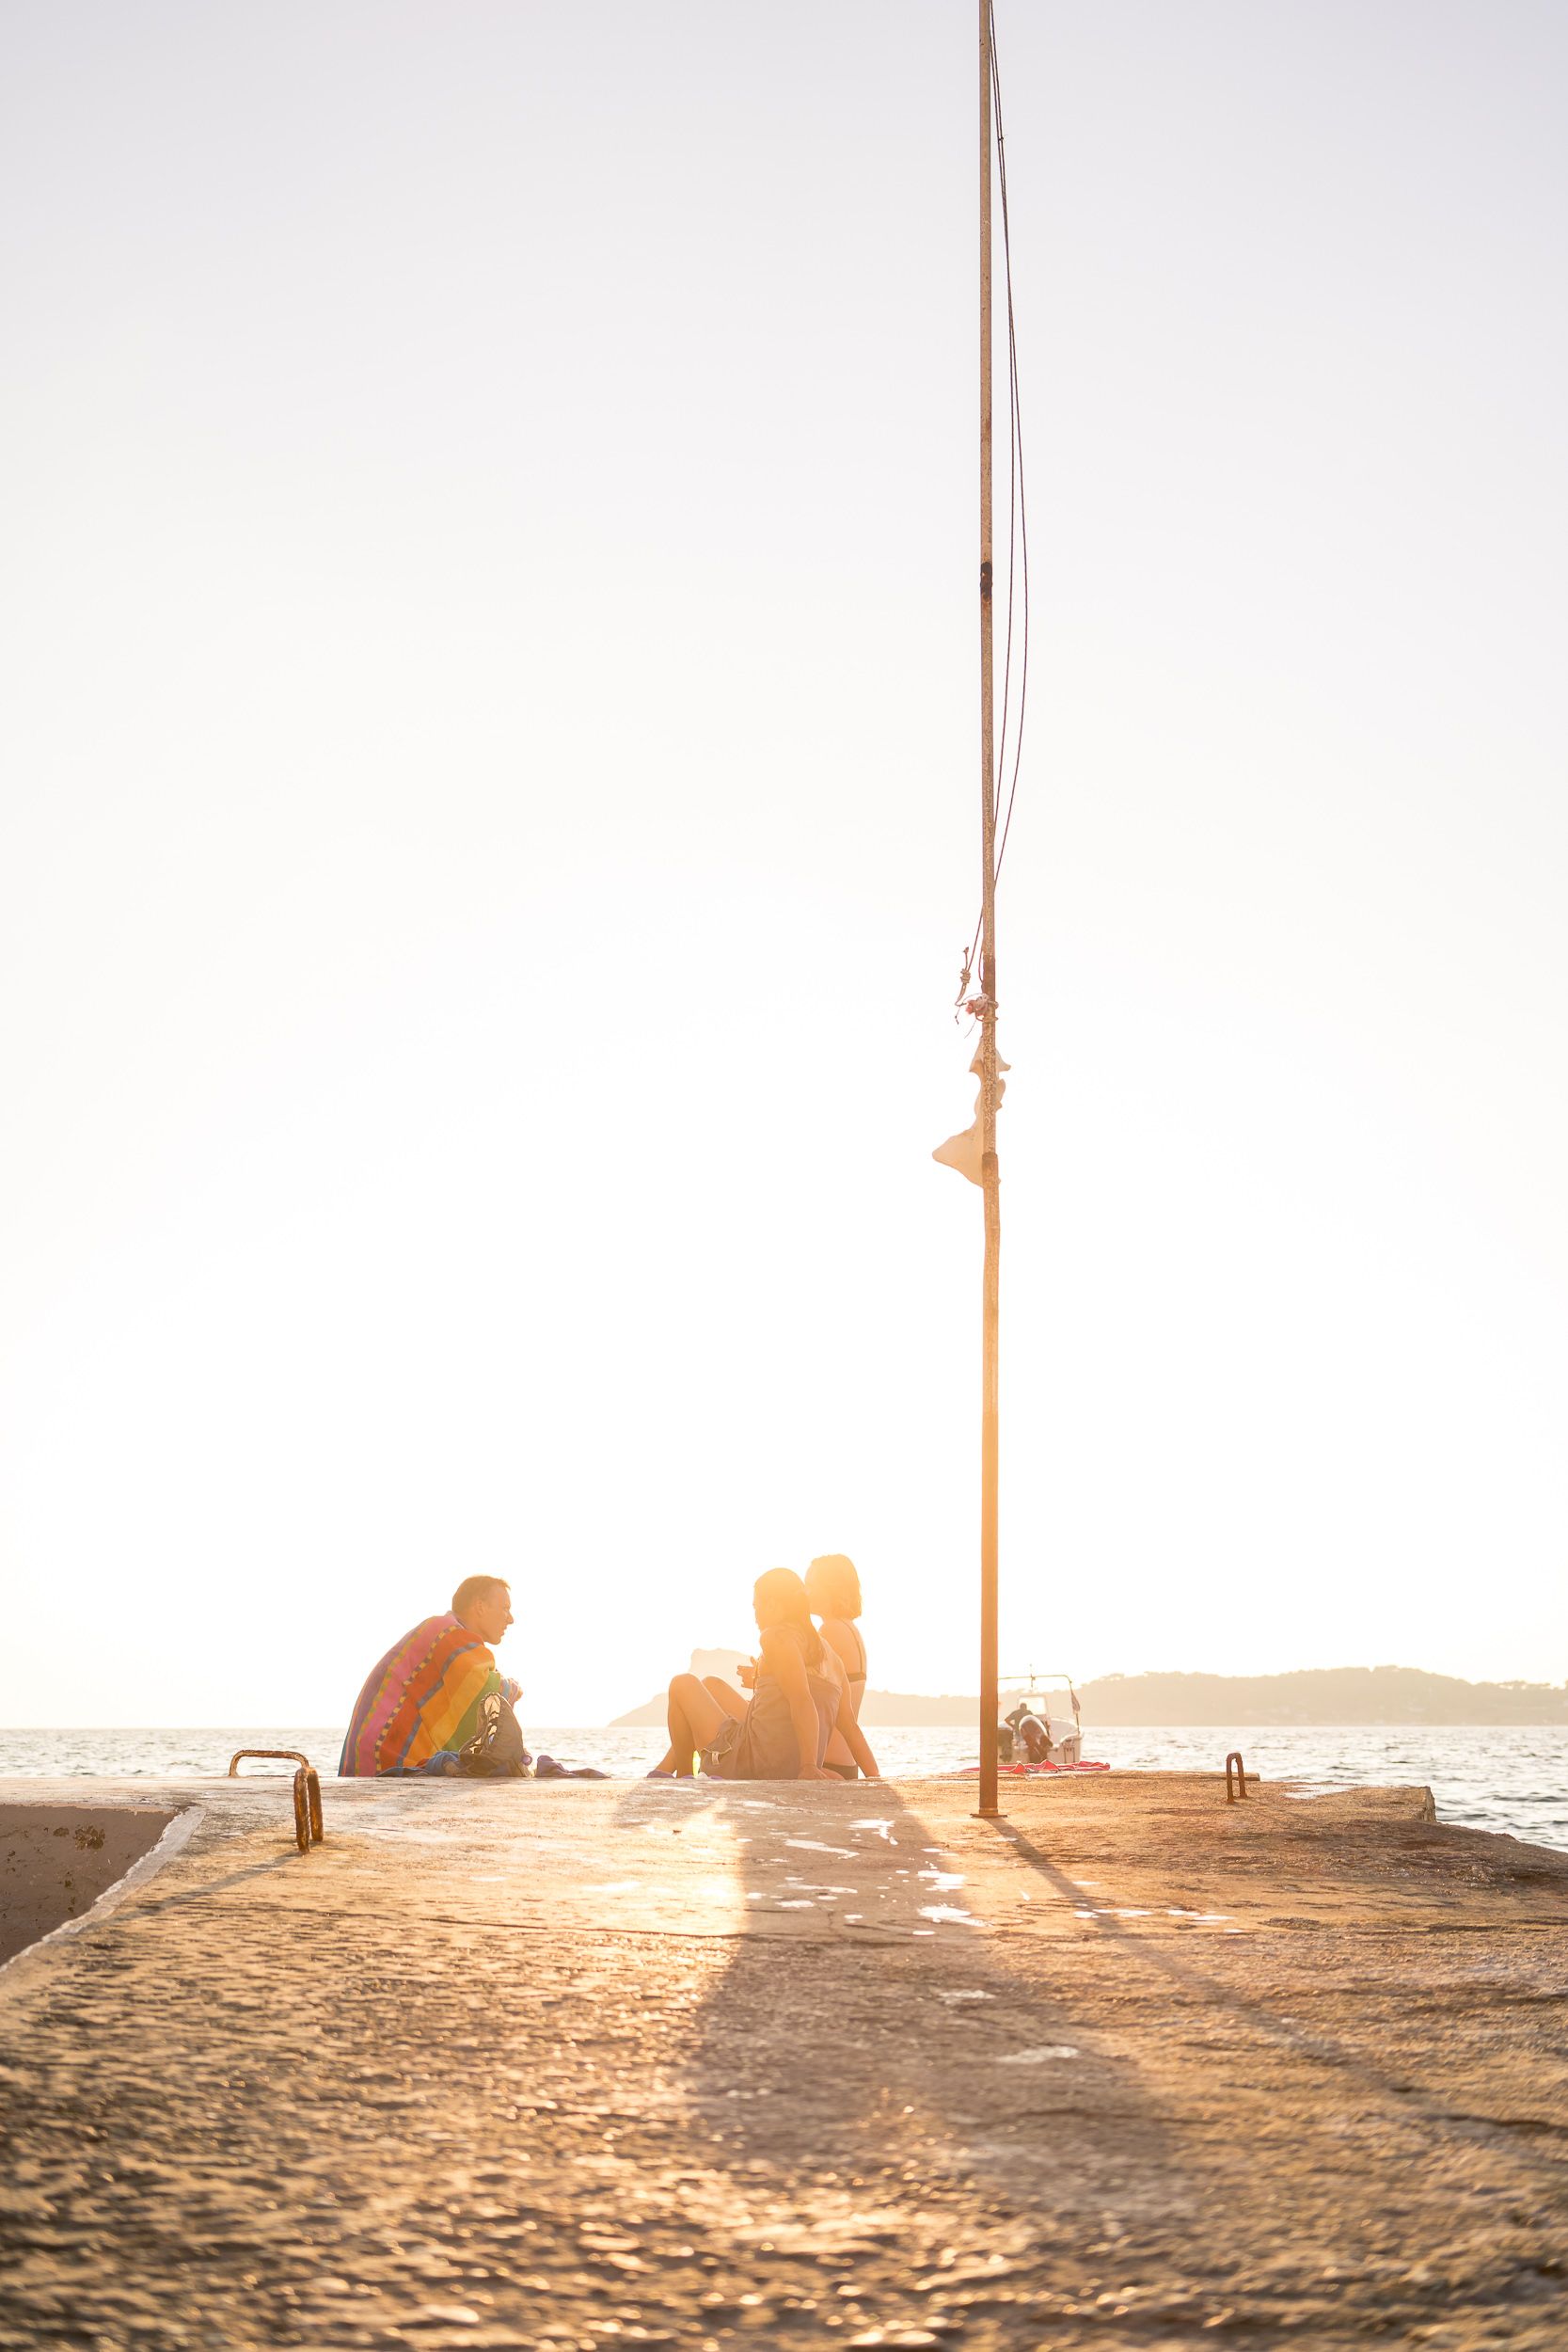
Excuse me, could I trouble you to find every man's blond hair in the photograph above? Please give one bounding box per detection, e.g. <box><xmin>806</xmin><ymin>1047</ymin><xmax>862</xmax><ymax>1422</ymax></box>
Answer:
<box><xmin>452</xmin><ymin>1574</ymin><xmax>509</xmax><ymax>1620</ymax></box>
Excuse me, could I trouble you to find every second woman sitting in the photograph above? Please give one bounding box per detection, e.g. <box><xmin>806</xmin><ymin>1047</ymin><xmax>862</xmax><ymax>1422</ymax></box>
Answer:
<box><xmin>652</xmin><ymin>1566</ymin><xmax>879</xmax><ymax>1782</ymax></box>
<box><xmin>805</xmin><ymin>1551</ymin><xmax>868</xmax><ymax>1779</ymax></box>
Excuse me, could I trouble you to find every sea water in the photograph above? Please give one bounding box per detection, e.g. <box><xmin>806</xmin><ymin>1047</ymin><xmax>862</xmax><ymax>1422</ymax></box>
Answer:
<box><xmin>0</xmin><ymin>1723</ymin><xmax>1562</xmax><ymax>1851</ymax></box>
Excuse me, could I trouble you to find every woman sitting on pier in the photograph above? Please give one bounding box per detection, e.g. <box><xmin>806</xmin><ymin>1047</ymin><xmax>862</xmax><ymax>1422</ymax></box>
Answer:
<box><xmin>700</xmin><ymin>1553</ymin><xmax>870</xmax><ymax>1772</ymax></box>
<box><xmin>649</xmin><ymin>1568</ymin><xmax>879</xmax><ymax>1782</ymax></box>
<box><xmin>804</xmin><ymin>1552</ymin><xmax>869</xmax><ymax>1779</ymax></box>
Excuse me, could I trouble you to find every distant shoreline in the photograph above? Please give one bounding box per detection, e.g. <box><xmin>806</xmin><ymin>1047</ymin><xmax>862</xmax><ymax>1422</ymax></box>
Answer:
<box><xmin>610</xmin><ymin>1664</ymin><xmax>1568</xmax><ymax>1730</ymax></box>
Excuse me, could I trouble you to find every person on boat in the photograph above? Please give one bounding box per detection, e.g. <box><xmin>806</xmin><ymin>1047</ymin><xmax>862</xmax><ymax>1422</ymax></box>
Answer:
<box><xmin>650</xmin><ymin>1567</ymin><xmax>879</xmax><ymax>1782</ymax></box>
<box><xmin>805</xmin><ymin>1553</ymin><xmax>869</xmax><ymax>1778</ymax></box>
<box><xmin>339</xmin><ymin>1576</ymin><xmax>522</xmax><ymax>1776</ymax></box>
<box><xmin>1005</xmin><ymin>1701</ymin><xmax>1052</xmax><ymax>1764</ymax></box>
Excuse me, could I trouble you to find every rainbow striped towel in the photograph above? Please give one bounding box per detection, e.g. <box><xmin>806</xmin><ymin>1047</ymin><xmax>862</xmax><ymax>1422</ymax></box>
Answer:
<box><xmin>339</xmin><ymin>1613</ymin><xmax>502</xmax><ymax>1776</ymax></box>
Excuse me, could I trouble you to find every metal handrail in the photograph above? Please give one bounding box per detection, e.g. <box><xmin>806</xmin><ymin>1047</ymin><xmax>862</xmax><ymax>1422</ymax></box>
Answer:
<box><xmin>228</xmin><ymin>1748</ymin><xmax>311</xmax><ymax>1774</ymax></box>
<box><xmin>229</xmin><ymin>1749</ymin><xmax>324</xmax><ymax>1852</ymax></box>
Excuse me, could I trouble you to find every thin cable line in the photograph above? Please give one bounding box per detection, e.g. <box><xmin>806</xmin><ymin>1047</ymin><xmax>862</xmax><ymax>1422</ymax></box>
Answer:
<box><xmin>991</xmin><ymin>2</ymin><xmax>1029</xmax><ymax>884</ymax></box>
<box><xmin>958</xmin><ymin>0</ymin><xmax>1030</xmax><ymax>1009</ymax></box>
<box><xmin>990</xmin><ymin>1</ymin><xmax>1030</xmax><ymax>884</ymax></box>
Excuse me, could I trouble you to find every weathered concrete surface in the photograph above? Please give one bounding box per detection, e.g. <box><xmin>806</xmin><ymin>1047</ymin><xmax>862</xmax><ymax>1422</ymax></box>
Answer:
<box><xmin>0</xmin><ymin>1770</ymin><xmax>1565</xmax><ymax>2350</ymax></box>
<box><xmin>0</xmin><ymin>1804</ymin><xmax>175</xmax><ymax>1965</ymax></box>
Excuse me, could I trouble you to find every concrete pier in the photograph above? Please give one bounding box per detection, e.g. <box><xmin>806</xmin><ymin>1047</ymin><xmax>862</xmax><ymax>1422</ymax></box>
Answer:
<box><xmin>1</xmin><ymin>1771</ymin><xmax>1565</xmax><ymax>2348</ymax></box>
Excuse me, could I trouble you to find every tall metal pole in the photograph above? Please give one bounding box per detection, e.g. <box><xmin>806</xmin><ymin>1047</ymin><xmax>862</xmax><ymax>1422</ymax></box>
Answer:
<box><xmin>976</xmin><ymin>0</ymin><xmax>1002</xmax><ymax>1820</ymax></box>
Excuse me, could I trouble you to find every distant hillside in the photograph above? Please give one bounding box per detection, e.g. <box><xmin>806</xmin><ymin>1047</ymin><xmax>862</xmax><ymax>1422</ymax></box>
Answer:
<box><xmin>1083</xmin><ymin>1667</ymin><xmax>1568</xmax><ymax>1726</ymax></box>
<box><xmin>610</xmin><ymin>1663</ymin><xmax>1568</xmax><ymax>1729</ymax></box>
<box><xmin>610</xmin><ymin>1650</ymin><xmax>749</xmax><ymax>1729</ymax></box>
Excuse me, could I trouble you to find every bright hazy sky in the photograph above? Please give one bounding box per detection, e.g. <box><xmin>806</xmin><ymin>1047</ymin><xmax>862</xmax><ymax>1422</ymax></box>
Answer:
<box><xmin>3</xmin><ymin>2</ymin><xmax>1564</xmax><ymax>1730</ymax></box>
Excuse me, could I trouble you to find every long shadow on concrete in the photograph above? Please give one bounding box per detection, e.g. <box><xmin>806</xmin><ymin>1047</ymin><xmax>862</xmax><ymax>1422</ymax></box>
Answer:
<box><xmin>657</xmin><ymin>1777</ymin><xmax>1182</xmax><ymax>2334</ymax></box>
<box><xmin>986</xmin><ymin>1813</ymin><xmax>1568</xmax><ymax>2194</ymax></box>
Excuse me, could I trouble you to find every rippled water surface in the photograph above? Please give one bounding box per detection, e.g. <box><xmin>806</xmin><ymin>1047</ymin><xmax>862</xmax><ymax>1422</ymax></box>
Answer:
<box><xmin>2</xmin><ymin>1723</ymin><xmax>1563</xmax><ymax>1851</ymax></box>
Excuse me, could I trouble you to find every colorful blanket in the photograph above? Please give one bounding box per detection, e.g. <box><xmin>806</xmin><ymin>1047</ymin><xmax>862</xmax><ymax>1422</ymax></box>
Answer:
<box><xmin>339</xmin><ymin>1613</ymin><xmax>502</xmax><ymax>1777</ymax></box>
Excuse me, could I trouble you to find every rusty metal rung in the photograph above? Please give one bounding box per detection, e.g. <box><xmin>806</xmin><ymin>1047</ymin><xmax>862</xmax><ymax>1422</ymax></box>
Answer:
<box><xmin>229</xmin><ymin>1749</ymin><xmax>325</xmax><ymax>1852</ymax></box>
<box><xmin>1225</xmin><ymin>1749</ymin><xmax>1249</xmax><ymax>1804</ymax></box>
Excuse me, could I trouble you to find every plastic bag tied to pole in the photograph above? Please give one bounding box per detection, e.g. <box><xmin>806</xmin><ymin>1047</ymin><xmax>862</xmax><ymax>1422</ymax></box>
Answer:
<box><xmin>932</xmin><ymin>1043</ymin><xmax>1008</xmax><ymax>1186</ymax></box>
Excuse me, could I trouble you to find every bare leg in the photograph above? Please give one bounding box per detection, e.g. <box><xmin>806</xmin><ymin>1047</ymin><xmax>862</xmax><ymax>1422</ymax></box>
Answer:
<box><xmin>648</xmin><ymin>1675</ymin><xmax>744</xmax><ymax>1775</ymax></box>
<box><xmin>663</xmin><ymin>1673</ymin><xmax>730</xmax><ymax>1776</ymax></box>
<box><xmin>701</xmin><ymin>1676</ymin><xmax>749</xmax><ymax>1720</ymax></box>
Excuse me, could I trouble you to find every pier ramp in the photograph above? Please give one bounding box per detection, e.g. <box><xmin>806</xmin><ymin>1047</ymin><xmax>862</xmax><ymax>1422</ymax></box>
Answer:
<box><xmin>1</xmin><ymin>1770</ymin><xmax>1564</xmax><ymax>2347</ymax></box>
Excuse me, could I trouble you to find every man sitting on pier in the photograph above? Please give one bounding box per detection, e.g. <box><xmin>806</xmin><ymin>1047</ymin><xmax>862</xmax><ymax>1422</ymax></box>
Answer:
<box><xmin>339</xmin><ymin>1576</ymin><xmax>521</xmax><ymax>1776</ymax></box>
